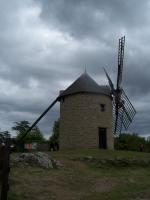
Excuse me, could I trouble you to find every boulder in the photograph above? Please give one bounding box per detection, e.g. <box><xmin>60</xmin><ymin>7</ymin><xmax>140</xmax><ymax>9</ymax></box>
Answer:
<box><xmin>14</xmin><ymin>152</ymin><xmax>63</xmax><ymax>169</ymax></box>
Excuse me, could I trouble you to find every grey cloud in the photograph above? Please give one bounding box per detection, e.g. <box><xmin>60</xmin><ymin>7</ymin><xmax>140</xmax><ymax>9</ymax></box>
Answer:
<box><xmin>0</xmin><ymin>0</ymin><xmax>150</xmax><ymax>137</ymax></box>
<box><xmin>37</xmin><ymin>0</ymin><xmax>150</xmax><ymax>39</ymax></box>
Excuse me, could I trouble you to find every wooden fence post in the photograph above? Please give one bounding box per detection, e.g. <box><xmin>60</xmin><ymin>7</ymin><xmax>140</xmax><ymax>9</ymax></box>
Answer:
<box><xmin>0</xmin><ymin>145</ymin><xmax>10</xmax><ymax>200</ymax></box>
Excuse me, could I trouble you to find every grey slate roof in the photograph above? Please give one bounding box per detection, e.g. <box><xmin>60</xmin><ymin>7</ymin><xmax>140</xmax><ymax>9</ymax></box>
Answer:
<box><xmin>59</xmin><ymin>72</ymin><xmax>111</xmax><ymax>98</ymax></box>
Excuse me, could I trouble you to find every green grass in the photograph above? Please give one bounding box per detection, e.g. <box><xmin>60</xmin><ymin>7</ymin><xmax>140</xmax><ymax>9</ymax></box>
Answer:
<box><xmin>8</xmin><ymin>149</ymin><xmax>150</xmax><ymax>200</ymax></box>
<box><xmin>85</xmin><ymin>167</ymin><xmax>150</xmax><ymax>200</ymax></box>
<box><xmin>49</xmin><ymin>148</ymin><xmax>150</xmax><ymax>158</ymax></box>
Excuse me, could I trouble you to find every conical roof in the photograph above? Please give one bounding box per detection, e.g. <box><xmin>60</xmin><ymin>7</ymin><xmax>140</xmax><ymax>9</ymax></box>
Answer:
<box><xmin>59</xmin><ymin>72</ymin><xmax>111</xmax><ymax>98</ymax></box>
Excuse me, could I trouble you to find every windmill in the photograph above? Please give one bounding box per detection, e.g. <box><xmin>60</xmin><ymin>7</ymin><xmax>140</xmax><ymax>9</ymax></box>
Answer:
<box><xmin>104</xmin><ymin>36</ymin><xmax>136</xmax><ymax>134</ymax></box>
<box><xmin>22</xmin><ymin>36</ymin><xmax>136</xmax><ymax>141</ymax></box>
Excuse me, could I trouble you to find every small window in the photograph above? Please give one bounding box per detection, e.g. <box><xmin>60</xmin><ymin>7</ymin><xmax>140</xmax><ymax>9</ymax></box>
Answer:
<box><xmin>100</xmin><ymin>104</ymin><xmax>106</xmax><ymax>112</ymax></box>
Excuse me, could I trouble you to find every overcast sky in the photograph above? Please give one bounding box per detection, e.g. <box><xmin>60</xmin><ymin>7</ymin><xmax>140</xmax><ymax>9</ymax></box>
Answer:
<box><xmin>0</xmin><ymin>0</ymin><xmax>150</xmax><ymax>138</ymax></box>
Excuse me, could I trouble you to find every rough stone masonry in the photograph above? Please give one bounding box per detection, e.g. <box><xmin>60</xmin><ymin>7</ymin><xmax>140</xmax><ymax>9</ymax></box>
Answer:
<box><xmin>59</xmin><ymin>72</ymin><xmax>114</xmax><ymax>150</ymax></box>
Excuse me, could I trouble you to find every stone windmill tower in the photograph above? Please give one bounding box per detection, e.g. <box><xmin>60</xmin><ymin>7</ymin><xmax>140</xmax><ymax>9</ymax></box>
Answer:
<box><xmin>59</xmin><ymin>72</ymin><xmax>114</xmax><ymax>150</ymax></box>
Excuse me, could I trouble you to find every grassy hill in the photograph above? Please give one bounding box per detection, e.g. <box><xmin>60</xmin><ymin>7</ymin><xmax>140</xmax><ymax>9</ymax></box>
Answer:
<box><xmin>9</xmin><ymin>149</ymin><xmax>150</xmax><ymax>200</ymax></box>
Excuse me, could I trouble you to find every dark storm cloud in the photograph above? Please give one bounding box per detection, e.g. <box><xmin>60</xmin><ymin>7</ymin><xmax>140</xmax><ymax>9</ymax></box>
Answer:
<box><xmin>38</xmin><ymin>0</ymin><xmax>149</xmax><ymax>39</ymax></box>
<box><xmin>37</xmin><ymin>0</ymin><xmax>150</xmax><ymax>91</ymax></box>
<box><xmin>33</xmin><ymin>0</ymin><xmax>150</xmax><ymax>136</ymax></box>
<box><xmin>0</xmin><ymin>0</ymin><xmax>150</xmax><ymax>137</ymax></box>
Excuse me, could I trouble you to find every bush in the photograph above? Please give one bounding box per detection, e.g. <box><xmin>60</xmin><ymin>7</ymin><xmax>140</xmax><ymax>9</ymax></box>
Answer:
<box><xmin>115</xmin><ymin>133</ymin><xmax>147</xmax><ymax>152</ymax></box>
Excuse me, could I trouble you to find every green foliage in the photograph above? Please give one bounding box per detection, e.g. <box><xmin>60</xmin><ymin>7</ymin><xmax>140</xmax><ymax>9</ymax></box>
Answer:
<box><xmin>12</xmin><ymin>120</ymin><xmax>30</xmax><ymax>133</ymax></box>
<box><xmin>12</xmin><ymin>120</ymin><xmax>45</xmax><ymax>143</ymax></box>
<box><xmin>24</xmin><ymin>127</ymin><xmax>45</xmax><ymax>143</ymax></box>
<box><xmin>49</xmin><ymin>119</ymin><xmax>59</xmax><ymax>144</ymax></box>
<box><xmin>115</xmin><ymin>133</ymin><xmax>146</xmax><ymax>151</ymax></box>
<box><xmin>0</xmin><ymin>130</ymin><xmax>10</xmax><ymax>143</ymax></box>
<box><xmin>145</xmin><ymin>140</ymin><xmax>150</xmax><ymax>152</ymax></box>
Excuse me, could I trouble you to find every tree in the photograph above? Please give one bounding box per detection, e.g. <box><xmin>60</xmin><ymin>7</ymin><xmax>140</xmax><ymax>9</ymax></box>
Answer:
<box><xmin>115</xmin><ymin>133</ymin><xmax>146</xmax><ymax>151</ymax></box>
<box><xmin>49</xmin><ymin>119</ymin><xmax>59</xmax><ymax>144</ymax></box>
<box><xmin>0</xmin><ymin>131</ymin><xmax>11</xmax><ymax>143</ymax></box>
<box><xmin>12</xmin><ymin>120</ymin><xmax>30</xmax><ymax>141</ymax></box>
<box><xmin>12</xmin><ymin>120</ymin><xmax>45</xmax><ymax>143</ymax></box>
<box><xmin>25</xmin><ymin>126</ymin><xmax>45</xmax><ymax>143</ymax></box>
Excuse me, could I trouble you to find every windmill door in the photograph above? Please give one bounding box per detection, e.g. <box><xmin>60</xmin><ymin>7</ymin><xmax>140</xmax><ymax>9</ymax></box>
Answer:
<box><xmin>99</xmin><ymin>128</ymin><xmax>107</xmax><ymax>149</ymax></box>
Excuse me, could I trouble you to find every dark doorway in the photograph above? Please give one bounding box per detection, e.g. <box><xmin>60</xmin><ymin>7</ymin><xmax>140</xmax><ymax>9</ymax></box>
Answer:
<box><xmin>98</xmin><ymin>127</ymin><xmax>107</xmax><ymax>149</ymax></box>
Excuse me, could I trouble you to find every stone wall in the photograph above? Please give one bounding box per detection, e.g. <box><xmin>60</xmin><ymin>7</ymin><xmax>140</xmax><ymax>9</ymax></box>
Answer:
<box><xmin>59</xmin><ymin>93</ymin><xmax>114</xmax><ymax>150</ymax></box>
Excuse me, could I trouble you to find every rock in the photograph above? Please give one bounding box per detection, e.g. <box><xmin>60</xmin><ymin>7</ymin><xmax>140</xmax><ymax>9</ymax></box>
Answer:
<box><xmin>85</xmin><ymin>156</ymin><xmax>93</xmax><ymax>160</ymax></box>
<box><xmin>53</xmin><ymin>160</ymin><xmax>64</xmax><ymax>168</ymax></box>
<box><xmin>83</xmin><ymin>156</ymin><xmax>95</xmax><ymax>162</ymax></box>
<box><xmin>99</xmin><ymin>159</ymin><xmax>107</xmax><ymax>165</ymax></box>
<box><xmin>14</xmin><ymin>152</ymin><xmax>63</xmax><ymax>169</ymax></box>
<box><xmin>73</xmin><ymin>156</ymin><xmax>150</xmax><ymax>168</ymax></box>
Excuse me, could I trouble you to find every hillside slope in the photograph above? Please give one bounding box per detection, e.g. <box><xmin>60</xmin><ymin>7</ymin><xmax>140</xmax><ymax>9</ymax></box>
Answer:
<box><xmin>9</xmin><ymin>149</ymin><xmax>150</xmax><ymax>200</ymax></box>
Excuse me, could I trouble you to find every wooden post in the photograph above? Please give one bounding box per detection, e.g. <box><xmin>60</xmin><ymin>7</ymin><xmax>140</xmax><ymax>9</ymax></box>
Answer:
<box><xmin>0</xmin><ymin>145</ymin><xmax>10</xmax><ymax>200</ymax></box>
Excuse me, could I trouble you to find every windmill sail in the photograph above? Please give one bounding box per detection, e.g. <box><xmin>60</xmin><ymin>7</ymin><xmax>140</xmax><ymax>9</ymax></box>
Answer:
<box><xmin>117</xmin><ymin>36</ymin><xmax>125</xmax><ymax>90</ymax></box>
<box><xmin>114</xmin><ymin>36</ymin><xmax>125</xmax><ymax>134</ymax></box>
<box><xmin>104</xmin><ymin>36</ymin><xmax>136</xmax><ymax>135</ymax></box>
<box><xmin>112</xmin><ymin>101</ymin><xmax>123</xmax><ymax>134</ymax></box>
<box><xmin>120</xmin><ymin>90</ymin><xmax>136</xmax><ymax>128</ymax></box>
<box><xmin>103</xmin><ymin>67</ymin><xmax>115</xmax><ymax>93</ymax></box>
<box><xmin>112</xmin><ymin>90</ymin><xmax>136</xmax><ymax>134</ymax></box>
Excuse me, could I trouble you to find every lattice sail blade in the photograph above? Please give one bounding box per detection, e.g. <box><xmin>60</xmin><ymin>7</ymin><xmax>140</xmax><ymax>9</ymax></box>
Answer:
<box><xmin>120</xmin><ymin>90</ymin><xmax>136</xmax><ymax>130</ymax></box>
<box><xmin>113</xmin><ymin>101</ymin><xmax>123</xmax><ymax>135</ymax></box>
<box><xmin>117</xmin><ymin>36</ymin><xmax>125</xmax><ymax>90</ymax></box>
<box><xmin>114</xmin><ymin>106</ymin><xmax>118</xmax><ymax>134</ymax></box>
<box><xmin>113</xmin><ymin>89</ymin><xmax>136</xmax><ymax>134</ymax></box>
<box><xmin>103</xmin><ymin>67</ymin><xmax>115</xmax><ymax>93</ymax></box>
